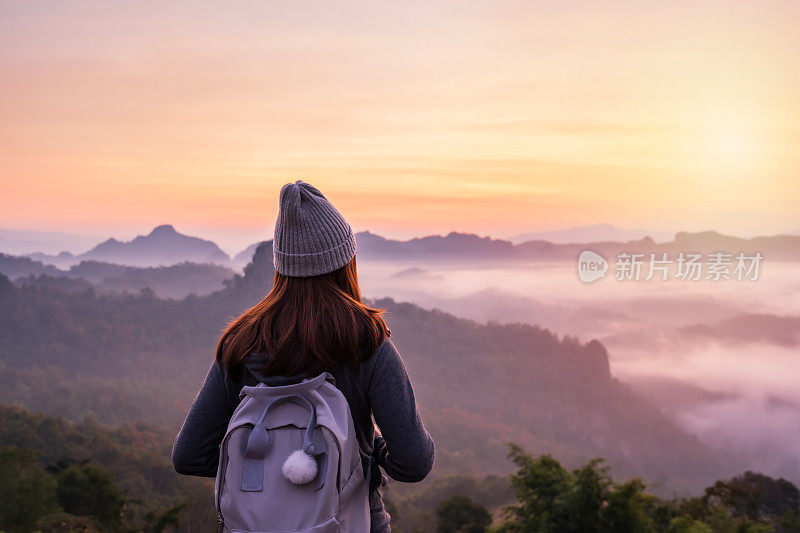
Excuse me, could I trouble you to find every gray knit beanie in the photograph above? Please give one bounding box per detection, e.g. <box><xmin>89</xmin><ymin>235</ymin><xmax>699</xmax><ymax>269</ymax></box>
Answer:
<box><xmin>272</xmin><ymin>180</ymin><xmax>357</xmax><ymax>277</ymax></box>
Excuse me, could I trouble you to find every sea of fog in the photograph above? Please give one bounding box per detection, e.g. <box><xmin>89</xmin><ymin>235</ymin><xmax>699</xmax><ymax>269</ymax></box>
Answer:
<box><xmin>358</xmin><ymin>259</ymin><xmax>800</xmax><ymax>484</ymax></box>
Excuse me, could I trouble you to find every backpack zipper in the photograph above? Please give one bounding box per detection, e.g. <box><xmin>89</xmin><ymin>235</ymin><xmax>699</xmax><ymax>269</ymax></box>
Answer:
<box><xmin>216</xmin><ymin>423</ymin><xmax>252</xmax><ymax>531</ymax></box>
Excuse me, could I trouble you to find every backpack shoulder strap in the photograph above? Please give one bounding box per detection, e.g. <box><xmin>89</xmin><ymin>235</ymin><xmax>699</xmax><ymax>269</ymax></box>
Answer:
<box><xmin>239</xmin><ymin>371</ymin><xmax>335</xmax><ymax>400</ymax></box>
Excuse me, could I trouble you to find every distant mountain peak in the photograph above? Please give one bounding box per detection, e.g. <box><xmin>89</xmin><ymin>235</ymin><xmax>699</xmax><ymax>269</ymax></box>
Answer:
<box><xmin>149</xmin><ymin>224</ymin><xmax>178</xmax><ymax>235</ymax></box>
<box><xmin>674</xmin><ymin>230</ymin><xmax>725</xmax><ymax>240</ymax></box>
<box><xmin>445</xmin><ymin>231</ymin><xmax>503</xmax><ymax>242</ymax></box>
<box><xmin>445</xmin><ymin>231</ymin><xmax>476</xmax><ymax>239</ymax></box>
<box><xmin>74</xmin><ymin>224</ymin><xmax>230</xmax><ymax>267</ymax></box>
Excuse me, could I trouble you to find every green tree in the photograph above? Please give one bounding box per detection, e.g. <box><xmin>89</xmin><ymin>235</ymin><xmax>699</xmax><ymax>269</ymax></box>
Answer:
<box><xmin>775</xmin><ymin>509</ymin><xmax>800</xmax><ymax>533</ymax></box>
<box><xmin>601</xmin><ymin>478</ymin><xmax>657</xmax><ymax>532</ymax></box>
<box><xmin>0</xmin><ymin>445</ymin><xmax>59</xmax><ymax>532</ymax></box>
<box><xmin>436</xmin><ymin>494</ymin><xmax>492</xmax><ymax>533</ymax></box>
<box><xmin>704</xmin><ymin>471</ymin><xmax>799</xmax><ymax>521</ymax></box>
<box><xmin>56</xmin><ymin>463</ymin><xmax>125</xmax><ymax>530</ymax></box>
<box><xmin>500</xmin><ymin>444</ymin><xmax>658</xmax><ymax>533</ymax></box>
<box><xmin>502</xmin><ymin>445</ymin><xmax>572</xmax><ymax>532</ymax></box>
<box><xmin>144</xmin><ymin>503</ymin><xmax>188</xmax><ymax>533</ymax></box>
<box><xmin>666</xmin><ymin>516</ymin><xmax>713</xmax><ymax>533</ymax></box>
<box><xmin>565</xmin><ymin>458</ymin><xmax>610</xmax><ymax>531</ymax></box>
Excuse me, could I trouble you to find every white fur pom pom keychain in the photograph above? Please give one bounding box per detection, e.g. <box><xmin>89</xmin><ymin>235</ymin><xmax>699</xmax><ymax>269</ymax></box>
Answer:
<box><xmin>281</xmin><ymin>449</ymin><xmax>317</xmax><ymax>485</ymax></box>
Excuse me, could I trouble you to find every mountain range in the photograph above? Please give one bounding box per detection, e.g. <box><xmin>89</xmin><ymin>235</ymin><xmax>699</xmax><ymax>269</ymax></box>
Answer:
<box><xmin>356</xmin><ymin>230</ymin><xmax>800</xmax><ymax>262</ymax></box>
<box><xmin>9</xmin><ymin>224</ymin><xmax>800</xmax><ymax>271</ymax></box>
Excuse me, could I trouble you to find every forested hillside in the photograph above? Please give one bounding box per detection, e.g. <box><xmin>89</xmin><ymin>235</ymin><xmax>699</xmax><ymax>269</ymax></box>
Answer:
<box><xmin>0</xmin><ymin>252</ymin><xmax>234</xmax><ymax>298</ymax></box>
<box><xmin>0</xmin><ymin>243</ymin><xmax>742</xmax><ymax>495</ymax></box>
<box><xmin>0</xmin><ymin>405</ymin><xmax>214</xmax><ymax>532</ymax></box>
<box><xmin>3</xmin><ymin>405</ymin><xmax>796</xmax><ymax>533</ymax></box>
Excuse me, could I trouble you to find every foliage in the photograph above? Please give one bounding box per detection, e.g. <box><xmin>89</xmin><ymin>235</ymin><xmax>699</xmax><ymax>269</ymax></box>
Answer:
<box><xmin>1</xmin><ymin>404</ymin><xmax>799</xmax><ymax>533</ymax></box>
<box><xmin>703</xmin><ymin>471</ymin><xmax>800</xmax><ymax>521</ymax></box>
<box><xmin>496</xmin><ymin>444</ymin><xmax>798</xmax><ymax>533</ymax></box>
<box><xmin>35</xmin><ymin>512</ymin><xmax>100</xmax><ymax>533</ymax></box>
<box><xmin>0</xmin><ymin>445</ymin><xmax>59</xmax><ymax>532</ymax></box>
<box><xmin>665</xmin><ymin>516</ymin><xmax>713</xmax><ymax>533</ymax></box>
<box><xmin>386</xmin><ymin>473</ymin><xmax>515</xmax><ymax>532</ymax></box>
<box><xmin>56</xmin><ymin>463</ymin><xmax>125</xmax><ymax>530</ymax></box>
<box><xmin>436</xmin><ymin>495</ymin><xmax>492</xmax><ymax>533</ymax></box>
<box><xmin>0</xmin><ymin>406</ymin><xmax>215</xmax><ymax>532</ymax></box>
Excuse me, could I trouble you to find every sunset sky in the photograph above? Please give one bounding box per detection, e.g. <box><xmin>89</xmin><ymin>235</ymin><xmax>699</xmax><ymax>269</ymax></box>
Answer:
<box><xmin>1</xmin><ymin>0</ymin><xmax>799</xmax><ymax>252</ymax></box>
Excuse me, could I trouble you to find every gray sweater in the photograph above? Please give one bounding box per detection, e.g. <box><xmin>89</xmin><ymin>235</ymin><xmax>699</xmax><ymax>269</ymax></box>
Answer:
<box><xmin>171</xmin><ymin>338</ymin><xmax>435</xmax><ymax>530</ymax></box>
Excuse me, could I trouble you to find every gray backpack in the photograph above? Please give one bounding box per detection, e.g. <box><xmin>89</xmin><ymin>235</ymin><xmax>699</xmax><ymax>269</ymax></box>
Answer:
<box><xmin>214</xmin><ymin>372</ymin><xmax>370</xmax><ymax>532</ymax></box>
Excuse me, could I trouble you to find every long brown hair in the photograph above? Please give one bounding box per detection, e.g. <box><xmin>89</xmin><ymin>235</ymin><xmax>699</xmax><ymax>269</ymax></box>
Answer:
<box><xmin>216</xmin><ymin>255</ymin><xmax>389</xmax><ymax>376</ymax></box>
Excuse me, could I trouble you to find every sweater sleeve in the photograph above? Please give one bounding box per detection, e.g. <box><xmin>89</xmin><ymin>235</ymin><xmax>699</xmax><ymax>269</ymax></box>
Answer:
<box><xmin>368</xmin><ymin>339</ymin><xmax>435</xmax><ymax>483</ymax></box>
<box><xmin>172</xmin><ymin>358</ymin><xmax>234</xmax><ymax>477</ymax></box>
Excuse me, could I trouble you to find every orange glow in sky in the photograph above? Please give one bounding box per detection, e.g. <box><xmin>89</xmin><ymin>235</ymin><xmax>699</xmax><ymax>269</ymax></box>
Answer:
<box><xmin>1</xmin><ymin>1</ymin><xmax>799</xmax><ymax>251</ymax></box>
